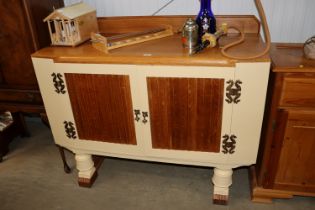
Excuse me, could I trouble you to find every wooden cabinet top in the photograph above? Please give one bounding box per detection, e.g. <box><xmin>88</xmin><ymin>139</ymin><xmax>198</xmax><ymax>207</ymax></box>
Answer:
<box><xmin>32</xmin><ymin>15</ymin><xmax>270</xmax><ymax>67</ymax></box>
<box><xmin>271</xmin><ymin>43</ymin><xmax>315</xmax><ymax>73</ymax></box>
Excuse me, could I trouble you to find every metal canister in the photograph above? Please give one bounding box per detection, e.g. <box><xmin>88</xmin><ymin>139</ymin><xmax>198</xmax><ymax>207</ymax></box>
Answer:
<box><xmin>182</xmin><ymin>18</ymin><xmax>199</xmax><ymax>50</ymax></box>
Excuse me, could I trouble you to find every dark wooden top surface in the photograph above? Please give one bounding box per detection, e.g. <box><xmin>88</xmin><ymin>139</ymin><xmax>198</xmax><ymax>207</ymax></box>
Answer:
<box><xmin>271</xmin><ymin>43</ymin><xmax>315</xmax><ymax>73</ymax></box>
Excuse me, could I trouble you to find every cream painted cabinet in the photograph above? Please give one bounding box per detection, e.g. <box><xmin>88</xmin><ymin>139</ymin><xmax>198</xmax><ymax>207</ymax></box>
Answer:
<box><xmin>32</xmin><ymin>57</ymin><xmax>270</xmax><ymax>204</ymax></box>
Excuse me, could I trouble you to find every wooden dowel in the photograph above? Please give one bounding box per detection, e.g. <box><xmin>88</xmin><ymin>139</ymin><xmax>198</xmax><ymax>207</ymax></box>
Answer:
<box><xmin>47</xmin><ymin>21</ymin><xmax>53</xmax><ymax>44</ymax></box>
<box><xmin>107</xmin><ymin>27</ymin><xmax>165</xmax><ymax>41</ymax></box>
<box><xmin>53</xmin><ymin>20</ymin><xmax>61</xmax><ymax>43</ymax></box>
<box><xmin>61</xmin><ymin>20</ymin><xmax>67</xmax><ymax>43</ymax></box>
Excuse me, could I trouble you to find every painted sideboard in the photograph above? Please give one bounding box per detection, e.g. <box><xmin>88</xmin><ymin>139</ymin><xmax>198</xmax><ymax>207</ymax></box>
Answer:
<box><xmin>31</xmin><ymin>16</ymin><xmax>270</xmax><ymax>204</ymax></box>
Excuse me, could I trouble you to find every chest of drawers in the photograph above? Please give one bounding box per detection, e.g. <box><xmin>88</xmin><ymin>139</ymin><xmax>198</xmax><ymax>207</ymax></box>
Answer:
<box><xmin>251</xmin><ymin>44</ymin><xmax>315</xmax><ymax>203</ymax></box>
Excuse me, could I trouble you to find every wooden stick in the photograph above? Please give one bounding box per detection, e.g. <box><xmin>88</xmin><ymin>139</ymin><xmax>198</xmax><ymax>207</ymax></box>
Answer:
<box><xmin>47</xmin><ymin>21</ymin><xmax>53</xmax><ymax>44</ymax></box>
<box><xmin>107</xmin><ymin>28</ymin><xmax>173</xmax><ymax>50</ymax></box>
<box><xmin>107</xmin><ymin>27</ymin><xmax>166</xmax><ymax>42</ymax></box>
<box><xmin>91</xmin><ymin>25</ymin><xmax>173</xmax><ymax>53</ymax></box>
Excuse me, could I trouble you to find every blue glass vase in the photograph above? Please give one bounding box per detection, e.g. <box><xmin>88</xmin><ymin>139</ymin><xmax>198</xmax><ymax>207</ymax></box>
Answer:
<box><xmin>196</xmin><ymin>0</ymin><xmax>216</xmax><ymax>37</ymax></box>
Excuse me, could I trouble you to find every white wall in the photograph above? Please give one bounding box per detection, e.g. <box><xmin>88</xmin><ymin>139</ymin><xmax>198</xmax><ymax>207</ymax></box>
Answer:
<box><xmin>64</xmin><ymin>0</ymin><xmax>315</xmax><ymax>43</ymax></box>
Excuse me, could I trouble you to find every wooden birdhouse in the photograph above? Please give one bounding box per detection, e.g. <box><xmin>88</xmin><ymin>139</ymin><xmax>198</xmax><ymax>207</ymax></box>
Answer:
<box><xmin>43</xmin><ymin>2</ymin><xmax>98</xmax><ymax>46</ymax></box>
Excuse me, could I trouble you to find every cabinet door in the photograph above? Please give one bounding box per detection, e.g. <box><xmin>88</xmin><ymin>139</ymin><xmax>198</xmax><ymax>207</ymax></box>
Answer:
<box><xmin>147</xmin><ymin>77</ymin><xmax>224</xmax><ymax>153</ymax></box>
<box><xmin>65</xmin><ymin>73</ymin><xmax>136</xmax><ymax>145</ymax></box>
<box><xmin>274</xmin><ymin>110</ymin><xmax>315</xmax><ymax>192</ymax></box>
<box><xmin>137</xmin><ymin>65</ymin><xmax>235</xmax><ymax>164</ymax></box>
<box><xmin>33</xmin><ymin>59</ymin><xmax>143</xmax><ymax>156</ymax></box>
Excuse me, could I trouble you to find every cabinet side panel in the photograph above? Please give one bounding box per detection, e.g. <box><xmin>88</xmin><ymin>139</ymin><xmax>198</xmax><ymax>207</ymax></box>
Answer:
<box><xmin>65</xmin><ymin>73</ymin><xmax>136</xmax><ymax>145</ymax></box>
<box><xmin>229</xmin><ymin>62</ymin><xmax>270</xmax><ymax>165</ymax></box>
<box><xmin>147</xmin><ymin>77</ymin><xmax>224</xmax><ymax>152</ymax></box>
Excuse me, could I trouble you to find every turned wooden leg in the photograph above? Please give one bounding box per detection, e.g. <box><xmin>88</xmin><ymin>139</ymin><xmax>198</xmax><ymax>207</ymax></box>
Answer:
<box><xmin>75</xmin><ymin>154</ymin><xmax>97</xmax><ymax>188</ymax></box>
<box><xmin>212</xmin><ymin>168</ymin><xmax>233</xmax><ymax>205</ymax></box>
<box><xmin>57</xmin><ymin>145</ymin><xmax>71</xmax><ymax>173</ymax></box>
<box><xmin>40</xmin><ymin>113</ymin><xmax>71</xmax><ymax>174</ymax></box>
<box><xmin>0</xmin><ymin>137</ymin><xmax>9</xmax><ymax>163</ymax></box>
<box><xmin>40</xmin><ymin>113</ymin><xmax>50</xmax><ymax>127</ymax></box>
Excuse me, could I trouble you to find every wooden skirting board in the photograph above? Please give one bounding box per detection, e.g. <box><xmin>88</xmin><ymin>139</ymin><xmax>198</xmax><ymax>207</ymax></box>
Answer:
<box><xmin>249</xmin><ymin>166</ymin><xmax>315</xmax><ymax>203</ymax></box>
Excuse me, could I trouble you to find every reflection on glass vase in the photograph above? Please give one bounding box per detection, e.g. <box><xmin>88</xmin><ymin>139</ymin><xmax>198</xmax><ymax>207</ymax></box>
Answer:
<box><xmin>196</xmin><ymin>0</ymin><xmax>216</xmax><ymax>41</ymax></box>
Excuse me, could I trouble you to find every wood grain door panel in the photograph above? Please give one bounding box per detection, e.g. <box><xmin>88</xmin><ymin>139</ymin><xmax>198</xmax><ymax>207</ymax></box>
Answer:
<box><xmin>274</xmin><ymin>110</ymin><xmax>315</xmax><ymax>192</ymax></box>
<box><xmin>147</xmin><ymin>77</ymin><xmax>224</xmax><ymax>152</ymax></box>
<box><xmin>65</xmin><ymin>73</ymin><xmax>136</xmax><ymax>145</ymax></box>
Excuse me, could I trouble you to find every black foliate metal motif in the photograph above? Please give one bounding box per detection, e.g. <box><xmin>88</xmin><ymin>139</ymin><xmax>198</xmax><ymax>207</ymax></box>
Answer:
<box><xmin>225</xmin><ymin>80</ymin><xmax>242</xmax><ymax>104</ymax></box>
<box><xmin>134</xmin><ymin>109</ymin><xmax>141</xmax><ymax>122</ymax></box>
<box><xmin>64</xmin><ymin>121</ymin><xmax>77</xmax><ymax>139</ymax></box>
<box><xmin>142</xmin><ymin>112</ymin><xmax>148</xmax><ymax>124</ymax></box>
<box><xmin>52</xmin><ymin>73</ymin><xmax>66</xmax><ymax>94</ymax></box>
<box><xmin>222</xmin><ymin>134</ymin><xmax>237</xmax><ymax>154</ymax></box>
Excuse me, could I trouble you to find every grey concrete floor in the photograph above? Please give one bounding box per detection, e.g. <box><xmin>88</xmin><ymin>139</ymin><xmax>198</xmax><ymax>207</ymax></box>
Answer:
<box><xmin>0</xmin><ymin>118</ymin><xmax>314</xmax><ymax>210</ymax></box>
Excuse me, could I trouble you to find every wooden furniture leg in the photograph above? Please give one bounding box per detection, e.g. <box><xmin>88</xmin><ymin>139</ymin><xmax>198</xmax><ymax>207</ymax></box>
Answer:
<box><xmin>0</xmin><ymin>129</ymin><xmax>11</xmax><ymax>162</ymax></box>
<box><xmin>57</xmin><ymin>145</ymin><xmax>71</xmax><ymax>173</ymax></box>
<box><xmin>40</xmin><ymin>113</ymin><xmax>71</xmax><ymax>173</ymax></box>
<box><xmin>75</xmin><ymin>154</ymin><xmax>98</xmax><ymax>187</ymax></box>
<box><xmin>17</xmin><ymin>112</ymin><xmax>30</xmax><ymax>137</ymax></box>
<box><xmin>212</xmin><ymin>168</ymin><xmax>233</xmax><ymax>205</ymax></box>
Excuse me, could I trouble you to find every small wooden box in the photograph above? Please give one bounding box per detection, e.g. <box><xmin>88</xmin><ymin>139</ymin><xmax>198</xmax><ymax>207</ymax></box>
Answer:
<box><xmin>43</xmin><ymin>2</ymin><xmax>98</xmax><ymax>46</ymax></box>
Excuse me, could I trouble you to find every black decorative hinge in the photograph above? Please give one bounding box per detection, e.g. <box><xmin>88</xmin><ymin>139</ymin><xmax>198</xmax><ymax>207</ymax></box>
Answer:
<box><xmin>134</xmin><ymin>109</ymin><xmax>141</xmax><ymax>122</ymax></box>
<box><xmin>134</xmin><ymin>110</ymin><xmax>149</xmax><ymax>124</ymax></box>
<box><xmin>64</xmin><ymin>121</ymin><xmax>77</xmax><ymax>139</ymax></box>
<box><xmin>142</xmin><ymin>112</ymin><xmax>148</xmax><ymax>124</ymax></box>
<box><xmin>225</xmin><ymin>80</ymin><xmax>242</xmax><ymax>104</ymax></box>
<box><xmin>52</xmin><ymin>73</ymin><xmax>66</xmax><ymax>94</ymax></box>
<box><xmin>222</xmin><ymin>134</ymin><xmax>237</xmax><ymax>154</ymax></box>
